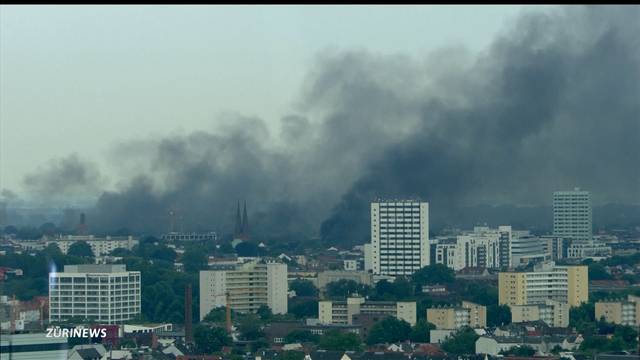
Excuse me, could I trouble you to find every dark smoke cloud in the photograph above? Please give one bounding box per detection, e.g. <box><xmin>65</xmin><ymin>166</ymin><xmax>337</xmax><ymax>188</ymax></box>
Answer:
<box><xmin>26</xmin><ymin>6</ymin><xmax>639</xmax><ymax>242</ymax></box>
<box><xmin>22</xmin><ymin>154</ymin><xmax>105</xmax><ymax>204</ymax></box>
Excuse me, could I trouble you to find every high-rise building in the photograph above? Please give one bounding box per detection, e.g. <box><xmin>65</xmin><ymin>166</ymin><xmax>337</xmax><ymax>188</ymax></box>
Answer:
<box><xmin>553</xmin><ymin>188</ymin><xmax>592</xmax><ymax>243</ymax></box>
<box><xmin>49</xmin><ymin>265</ymin><xmax>141</xmax><ymax>324</ymax></box>
<box><xmin>371</xmin><ymin>200</ymin><xmax>429</xmax><ymax>276</ymax></box>
<box><xmin>498</xmin><ymin>261</ymin><xmax>588</xmax><ymax>308</ymax></box>
<box><xmin>426</xmin><ymin>301</ymin><xmax>487</xmax><ymax>330</ymax></box>
<box><xmin>199</xmin><ymin>260</ymin><xmax>287</xmax><ymax>321</ymax></box>
<box><xmin>318</xmin><ymin>297</ymin><xmax>416</xmax><ymax>326</ymax></box>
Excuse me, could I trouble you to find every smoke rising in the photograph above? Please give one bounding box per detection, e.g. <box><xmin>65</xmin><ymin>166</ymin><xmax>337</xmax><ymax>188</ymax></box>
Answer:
<box><xmin>17</xmin><ymin>6</ymin><xmax>640</xmax><ymax>243</ymax></box>
<box><xmin>22</xmin><ymin>154</ymin><xmax>105</xmax><ymax>204</ymax></box>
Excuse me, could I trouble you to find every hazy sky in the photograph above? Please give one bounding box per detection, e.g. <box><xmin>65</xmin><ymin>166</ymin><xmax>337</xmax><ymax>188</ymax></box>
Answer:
<box><xmin>0</xmin><ymin>5</ymin><xmax>554</xmax><ymax>194</ymax></box>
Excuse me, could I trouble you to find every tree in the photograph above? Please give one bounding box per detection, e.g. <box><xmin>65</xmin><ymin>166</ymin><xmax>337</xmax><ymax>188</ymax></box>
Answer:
<box><xmin>281</xmin><ymin>351</ymin><xmax>305</xmax><ymax>360</ymax></box>
<box><xmin>203</xmin><ymin>307</ymin><xmax>228</xmax><ymax>323</ymax></box>
<box><xmin>238</xmin><ymin>315</ymin><xmax>264</xmax><ymax>340</ymax></box>
<box><xmin>409</xmin><ymin>320</ymin><xmax>436</xmax><ymax>343</ymax></box>
<box><xmin>412</xmin><ymin>264</ymin><xmax>455</xmax><ymax>286</ymax></box>
<box><xmin>257</xmin><ymin>305</ymin><xmax>273</xmax><ymax>320</ymax></box>
<box><xmin>68</xmin><ymin>241</ymin><xmax>94</xmax><ymax>258</ymax></box>
<box><xmin>182</xmin><ymin>246</ymin><xmax>207</xmax><ymax>272</ymax></box>
<box><xmin>570</xmin><ymin>303</ymin><xmax>596</xmax><ymax>336</ymax></box>
<box><xmin>366</xmin><ymin>317</ymin><xmax>412</xmax><ymax>345</ymax></box>
<box><xmin>151</xmin><ymin>245</ymin><xmax>177</xmax><ymax>262</ymax></box>
<box><xmin>487</xmin><ymin>304</ymin><xmax>511</xmax><ymax>327</ymax></box>
<box><xmin>441</xmin><ymin>327</ymin><xmax>479</xmax><ymax>355</ymax></box>
<box><xmin>289</xmin><ymin>279</ymin><xmax>318</xmax><ymax>297</ymax></box>
<box><xmin>289</xmin><ymin>298</ymin><xmax>318</xmax><ymax>318</ymax></box>
<box><xmin>285</xmin><ymin>330</ymin><xmax>319</xmax><ymax>344</ymax></box>
<box><xmin>500</xmin><ymin>345</ymin><xmax>536</xmax><ymax>356</ymax></box>
<box><xmin>194</xmin><ymin>325</ymin><xmax>231</xmax><ymax>354</ymax></box>
<box><xmin>319</xmin><ymin>330</ymin><xmax>362</xmax><ymax>351</ymax></box>
<box><xmin>326</xmin><ymin>279</ymin><xmax>370</xmax><ymax>299</ymax></box>
<box><xmin>588</xmin><ymin>262</ymin><xmax>612</xmax><ymax>280</ymax></box>
<box><xmin>235</xmin><ymin>242</ymin><xmax>259</xmax><ymax>257</ymax></box>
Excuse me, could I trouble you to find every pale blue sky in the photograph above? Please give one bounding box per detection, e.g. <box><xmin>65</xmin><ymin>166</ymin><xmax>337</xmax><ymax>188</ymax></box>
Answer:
<box><xmin>0</xmin><ymin>5</ymin><xmax>555</xmax><ymax>193</ymax></box>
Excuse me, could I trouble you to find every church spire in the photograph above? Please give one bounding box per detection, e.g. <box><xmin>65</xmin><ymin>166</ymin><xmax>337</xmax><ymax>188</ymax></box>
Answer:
<box><xmin>241</xmin><ymin>201</ymin><xmax>249</xmax><ymax>239</ymax></box>
<box><xmin>234</xmin><ymin>200</ymin><xmax>242</xmax><ymax>238</ymax></box>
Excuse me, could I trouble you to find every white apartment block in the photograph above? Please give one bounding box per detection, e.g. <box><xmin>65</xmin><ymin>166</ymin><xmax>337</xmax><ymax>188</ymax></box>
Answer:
<box><xmin>49</xmin><ymin>264</ymin><xmax>141</xmax><ymax>324</ymax></box>
<box><xmin>319</xmin><ymin>297</ymin><xmax>416</xmax><ymax>326</ymax></box>
<box><xmin>510</xmin><ymin>299</ymin><xmax>570</xmax><ymax>328</ymax></box>
<box><xmin>510</xmin><ymin>231</ymin><xmax>552</xmax><ymax>267</ymax></box>
<box><xmin>371</xmin><ymin>200</ymin><xmax>429</xmax><ymax>276</ymax></box>
<box><xmin>432</xmin><ymin>226</ymin><xmax>512</xmax><ymax>271</ymax></box>
<box><xmin>199</xmin><ymin>260</ymin><xmax>287</xmax><ymax>321</ymax></box>
<box><xmin>45</xmin><ymin>235</ymin><xmax>138</xmax><ymax>257</ymax></box>
<box><xmin>553</xmin><ymin>188</ymin><xmax>592</xmax><ymax>243</ymax></box>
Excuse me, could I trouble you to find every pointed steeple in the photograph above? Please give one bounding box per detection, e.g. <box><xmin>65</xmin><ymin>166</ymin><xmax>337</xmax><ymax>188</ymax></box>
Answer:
<box><xmin>241</xmin><ymin>201</ymin><xmax>249</xmax><ymax>239</ymax></box>
<box><xmin>234</xmin><ymin>201</ymin><xmax>242</xmax><ymax>238</ymax></box>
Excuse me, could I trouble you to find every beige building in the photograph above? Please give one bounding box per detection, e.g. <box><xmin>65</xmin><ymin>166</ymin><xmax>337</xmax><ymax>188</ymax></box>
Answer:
<box><xmin>199</xmin><ymin>260</ymin><xmax>287</xmax><ymax>320</ymax></box>
<box><xmin>510</xmin><ymin>299</ymin><xmax>570</xmax><ymax>327</ymax></box>
<box><xmin>595</xmin><ymin>295</ymin><xmax>640</xmax><ymax>326</ymax></box>
<box><xmin>499</xmin><ymin>261</ymin><xmax>588</xmax><ymax>307</ymax></box>
<box><xmin>426</xmin><ymin>301</ymin><xmax>486</xmax><ymax>330</ymax></box>
<box><xmin>319</xmin><ymin>297</ymin><xmax>416</xmax><ymax>326</ymax></box>
<box><xmin>316</xmin><ymin>271</ymin><xmax>373</xmax><ymax>291</ymax></box>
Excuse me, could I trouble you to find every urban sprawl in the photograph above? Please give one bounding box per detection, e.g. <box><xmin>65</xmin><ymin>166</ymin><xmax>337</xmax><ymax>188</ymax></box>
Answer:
<box><xmin>1</xmin><ymin>188</ymin><xmax>639</xmax><ymax>360</ymax></box>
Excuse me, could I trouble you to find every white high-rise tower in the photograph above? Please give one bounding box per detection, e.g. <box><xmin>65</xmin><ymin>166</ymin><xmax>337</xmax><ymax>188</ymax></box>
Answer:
<box><xmin>553</xmin><ymin>187</ymin><xmax>592</xmax><ymax>243</ymax></box>
<box><xmin>371</xmin><ymin>200</ymin><xmax>429</xmax><ymax>276</ymax></box>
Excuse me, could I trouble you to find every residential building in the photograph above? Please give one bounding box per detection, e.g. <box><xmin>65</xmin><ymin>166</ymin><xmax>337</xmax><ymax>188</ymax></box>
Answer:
<box><xmin>510</xmin><ymin>232</ymin><xmax>552</xmax><ymax>267</ymax></box>
<box><xmin>510</xmin><ymin>299</ymin><xmax>570</xmax><ymax>328</ymax></box>
<box><xmin>44</xmin><ymin>235</ymin><xmax>138</xmax><ymax>257</ymax></box>
<box><xmin>499</xmin><ymin>261</ymin><xmax>588</xmax><ymax>307</ymax></box>
<box><xmin>595</xmin><ymin>295</ymin><xmax>640</xmax><ymax>326</ymax></box>
<box><xmin>426</xmin><ymin>301</ymin><xmax>486</xmax><ymax>330</ymax></box>
<box><xmin>199</xmin><ymin>260</ymin><xmax>287</xmax><ymax>320</ymax></box>
<box><xmin>160</xmin><ymin>232</ymin><xmax>218</xmax><ymax>243</ymax></box>
<box><xmin>363</xmin><ymin>243</ymin><xmax>373</xmax><ymax>272</ymax></box>
<box><xmin>343</xmin><ymin>260</ymin><xmax>359</xmax><ymax>271</ymax></box>
<box><xmin>553</xmin><ymin>188</ymin><xmax>592</xmax><ymax>243</ymax></box>
<box><xmin>0</xmin><ymin>333</ymin><xmax>68</xmax><ymax>360</ymax></box>
<box><xmin>49</xmin><ymin>264</ymin><xmax>141</xmax><ymax>324</ymax></box>
<box><xmin>432</xmin><ymin>226</ymin><xmax>513</xmax><ymax>271</ymax></box>
<box><xmin>316</xmin><ymin>271</ymin><xmax>373</xmax><ymax>292</ymax></box>
<box><xmin>318</xmin><ymin>297</ymin><xmax>416</xmax><ymax>326</ymax></box>
<box><xmin>371</xmin><ymin>200</ymin><xmax>429</xmax><ymax>276</ymax></box>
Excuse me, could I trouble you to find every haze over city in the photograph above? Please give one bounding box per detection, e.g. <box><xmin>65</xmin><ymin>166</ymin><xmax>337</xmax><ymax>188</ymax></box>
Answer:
<box><xmin>1</xmin><ymin>5</ymin><xmax>639</xmax><ymax>242</ymax></box>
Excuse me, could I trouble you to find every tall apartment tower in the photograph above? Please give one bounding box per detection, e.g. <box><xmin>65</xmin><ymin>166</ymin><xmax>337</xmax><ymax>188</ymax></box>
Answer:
<box><xmin>371</xmin><ymin>200</ymin><xmax>429</xmax><ymax>276</ymax></box>
<box><xmin>553</xmin><ymin>188</ymin><xmax>592</xmax><ymax>243</ymax></box>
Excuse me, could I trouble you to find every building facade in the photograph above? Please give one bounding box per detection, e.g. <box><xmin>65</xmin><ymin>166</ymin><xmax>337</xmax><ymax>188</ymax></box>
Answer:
<box><xmin>316</xmin><ymin>270</ymin><xmax>373</xmax><ymax>292</ymax></box>
<box><xmin>49</xmin><ymin>265</ymin><xmax>141</xmax><ymax>324</ymax></box>
<box><xmin>426</xmin><ymin>301</ymin><xmax>486</xmax><ymax>330</ymax></box>
<box><xmin>498</xmin><ymin>261</ymin><xmax>588</xmax><ymax>307</ymax></box>
<box><xmin>432</xmin><ymin>226</ymin><xmax>512</xmax><ymax>271</ymax></box>
<box><xmin>510</xmin><ymin>299</ymin><xmax>570</xmax><ymax>327</ymax></box>
<box><xmin>45</xmin><ymin>235</ymin><xmax>138</xmax><ymax>257</ymax></box>
<box><xmin>0</xmin><ymin>333</ymin><xmax>68</xmax><ymax>360</ymax></box>
<box><xmin>199</xmin><ymin>260</ymin><xmax>287</xmax><ymax>320</ymax></box>
<box><xmin>371</xmin><ymin>200</ymin><xmax>429</xmax><ymax>276</ymax></box>
<box><xmin>553</xmin><ymin>188</ymin><xmax>592</xmax><ymax>243</ymax></box>
<box><xmin>595</xmin><ymin>295</ymin><xmax>640</xmax><ymax>326</ymax></box>
<box><xmin>318</xmin><ymin>297</ymin><xmax>416</xmax><ymax>326</ymax></box>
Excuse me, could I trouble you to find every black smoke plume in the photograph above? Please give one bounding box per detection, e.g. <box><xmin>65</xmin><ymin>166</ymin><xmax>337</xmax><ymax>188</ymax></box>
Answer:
<box><xmin>20</xmin><ymin>6</ymin><xmax>640</xmax><ymax>244</ymax></box>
